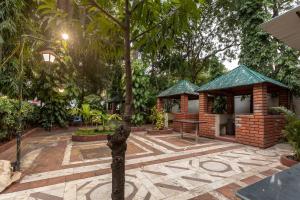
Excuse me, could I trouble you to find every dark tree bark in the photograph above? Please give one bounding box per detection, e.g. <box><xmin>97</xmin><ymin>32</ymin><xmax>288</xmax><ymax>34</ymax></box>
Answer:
<box><xmin>107</xmin><ymin>0</ymin><xmax>133</xmax><ymax>200</ymax></box>
<box><xmin>107</xmin><ymin>125</ymin><xmax>130</xmax><ymax>200</ymax></box>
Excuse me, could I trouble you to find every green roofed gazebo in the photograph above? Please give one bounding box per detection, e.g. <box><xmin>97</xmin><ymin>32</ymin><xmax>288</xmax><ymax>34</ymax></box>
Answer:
<box><xmin>158</xmin><ymin>80</ymin><xmax>200</xmax><ymax>98</ymax></box>
<box><xmin>157</xmin><ymin>80</ymin><xmax>200</xmax><ymax>133</ymax></box>
<box><xmin>157</xmin><ymin>80</ymin><xmax>200</xmax><ymax>112</ymax></box>
<box><xmin>197</xmin><ymin>65</ymin><xmax>290</xmax><ymax>148</ymax></box>
<box><xmin>198</xmin><ymin>65</ymin><xmax>288</xmax><ymax>92</ymax></box>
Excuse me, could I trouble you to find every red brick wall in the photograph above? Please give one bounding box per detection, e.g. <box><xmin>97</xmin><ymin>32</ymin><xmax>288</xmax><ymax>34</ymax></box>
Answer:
<box><xmin>199</xmin><ymin>93</ymin><xmax>216</xmax><ymax>138</ymax></box>
<box><xmin>236</xmin><ymin>114</ymin><xmax>285</xmax><ymax>148</ymax></box>
<box><xmin>157</xmin><ymin>98</ymin><xmax>163</xmax><ymax>111</ymax></box>
<box><xmin>199</xmin><ymin>114</ymin><xmax>216</xmax><ymax>138</ymax></box>
<box><xmin>172</xmin><ymin>113</ymin><xmax>199</xmax><ymax>133</ymax></box>
<box><xmin>253</xmin><ymin>83</ymin><xmax>268</xmax><ymax>115</ymax></box>
<box><xmin>263</xmin><ymin>115</ymin><xmax>286</xmax><ymax>148</ymax></box>
<box><xmin>180</xmin><ymin>94</ymin><xmax>189</xmax><ymax>113</ymax></box>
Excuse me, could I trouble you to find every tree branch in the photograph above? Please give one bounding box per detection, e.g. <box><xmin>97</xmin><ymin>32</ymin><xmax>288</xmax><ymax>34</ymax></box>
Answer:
<box><xmin>90</xmin><ymin>0</ymin><xmax>125</xmax><ymax>29</ymax></box>
<box><xmin>130</xmin><ymin>0</ymin><xmax>146</xmax><ymax>14</ymax></box>
<box><xmin>130</xmin><ymin>7</ymin><xmax>180</xmax><ymax>43</ymax></box>
<box><xmin>202</xmin><ymin>42</ymin><xmax>237</xmax><ymax>61</ymax></box>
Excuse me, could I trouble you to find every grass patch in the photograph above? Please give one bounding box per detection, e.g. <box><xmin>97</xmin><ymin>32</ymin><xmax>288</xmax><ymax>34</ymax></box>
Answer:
<box><xmin>74</xmin><ymin>128</ymin><xmax>114</xmax><ymax>136</ymax></box>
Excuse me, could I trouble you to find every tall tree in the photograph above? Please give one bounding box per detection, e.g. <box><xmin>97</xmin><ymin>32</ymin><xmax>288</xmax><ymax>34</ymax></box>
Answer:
<box><xmin>237</xmin><ymin>0</ymin><xmax>300</xmax><ymax>95</ymax></box>
<box><xmin>80</xmin><ymin>1</ymin><xmax>202</xmax><ymax>199</ymax></box>
<box><xmin>141</xmin><ymin>0</ymin><xmax>238</xmax><ymax>83</ymax></box>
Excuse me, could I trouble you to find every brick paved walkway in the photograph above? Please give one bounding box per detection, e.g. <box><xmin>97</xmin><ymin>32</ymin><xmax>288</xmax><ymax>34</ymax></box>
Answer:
<box><xmin>0</xmin><ymin>128</ymin><xmax>292</xmax><ymax>200</ymax></box>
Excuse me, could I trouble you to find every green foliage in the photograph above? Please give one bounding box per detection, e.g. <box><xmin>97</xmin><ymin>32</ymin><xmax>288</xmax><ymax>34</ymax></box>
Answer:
<box><xmin>237</xmin><ymin>0</ymin><xmax>300</xmax><ymax>95</ymax></box>
<box><xmin>0</xmin><ymin>96</ymin><xmax>37</xmax><ymax>140</ymax></box>
<box><xmin>150</xmin><ymin>106</ymin><xmax>165</xmax><ymax>130</ymax></box>
<box><xmin>213</xmin><ymin>96</ymin><xmax>227</xmax><ymax>114</ymax></box>
<box><xmin>272</xmin><ymin>107</ymin><xmax>300</xmax><ymax>161</ymax></box>
<box><xmin>39</xmin><ymin>98</ymin><xmax>69</xmax><ymax>129</ymax></box>
<box><xmin>131</xmin><ymin>60</ymin><xmax>151</xmax><ymax>125</ymax></box>
<box><xmin>83</xmin><ymin>95</ymin><xmax>103</xmax><ymax>110</ymax></box>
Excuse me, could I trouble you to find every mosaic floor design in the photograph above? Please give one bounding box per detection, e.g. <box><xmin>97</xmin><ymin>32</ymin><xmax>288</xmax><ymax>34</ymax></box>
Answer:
<box><xmin>0</xmin><ymin>129</ymin><xmax>292</xmax><ymax>200</ymax></box>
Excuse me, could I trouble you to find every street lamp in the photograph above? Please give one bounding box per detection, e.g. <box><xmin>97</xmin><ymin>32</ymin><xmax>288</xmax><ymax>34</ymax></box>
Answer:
<box><xmin>61</xmin><ymin>33</ymin><xmax>69</xmax><ymax>41</ymax></box>
<box><xmin>13</xmin><ymin>35</ymin><xmax>58</xmax><ymax>172</ymax></box>
<box><xmin>40</xmin><ymin>49</ymin><xmax>56</xmax><ymax>63</ymax></box>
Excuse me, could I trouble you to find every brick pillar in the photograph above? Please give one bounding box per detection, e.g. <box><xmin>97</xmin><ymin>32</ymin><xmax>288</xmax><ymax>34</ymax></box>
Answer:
<box><xmin>180</xmin><ymin>94</ymin><xmax>189</xmax><ymax>113</ymax></box>
<box><xmin>157</xmin><ymin>98</ymin><xmax>163</xmax><ymax>111</ymax></box>
<box><xmin>253</xmin><ymin>83</ymin><xmax>268</xmax><ymax>115</ymax></box>
<box><xmin>199</xmin><ymin>93</ymin><xmax>208</xmax><ymax>114</ymax></box>
<box><xmin>227</xmin><ymin>95</ymin><xmax>234</xmax><ymax>114</ymax></box>
<box><xmin>279</xmin><ymin>89</ymin><xmax>289</xmax><ymax>108</ymax></box>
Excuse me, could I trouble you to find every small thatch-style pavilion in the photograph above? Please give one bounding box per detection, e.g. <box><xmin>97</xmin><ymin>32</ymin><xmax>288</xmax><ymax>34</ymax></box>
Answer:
<box><xmin>157</xmin><ymin>80</ymin><xmax>200</xmax><ymax>132</ymax></box>
<box><xmin>197</xmin><ymin>65</ymin><xmax>290</xmax><ymax>148</ymax></box>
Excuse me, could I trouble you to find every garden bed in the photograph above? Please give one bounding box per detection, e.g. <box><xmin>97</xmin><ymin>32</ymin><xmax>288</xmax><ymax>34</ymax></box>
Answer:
<box><xmin>146</xmin><ymin>128</ymin><xmax>173</xmax><ymax>135</ymax></box>
<box><xmin>72</xmin><ymin>128</ymin><xmax>114</xmax><ymax>142</ymax></box>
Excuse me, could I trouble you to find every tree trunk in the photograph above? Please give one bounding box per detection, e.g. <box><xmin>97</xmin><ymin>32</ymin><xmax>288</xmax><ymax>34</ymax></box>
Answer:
<box><xmin>107</xmin><ymin>0</ymin><xmax>132</xmax><ymax>200</ymax></box>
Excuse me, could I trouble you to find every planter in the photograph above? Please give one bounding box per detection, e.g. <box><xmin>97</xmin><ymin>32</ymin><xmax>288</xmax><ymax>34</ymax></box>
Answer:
<box><xmin>72</xmin><ymin>134</ymin><xmax>108</xmax><ymax>142</ymax></box>
<box><xmin>280</xmin><ymin>155</ymin><xmax>299</xmax><ymax>167</ymax></box>
<box><xmin>146</xmin><ymin>128</ymin><xmax>173</xmax><ymax>135</ymax></box>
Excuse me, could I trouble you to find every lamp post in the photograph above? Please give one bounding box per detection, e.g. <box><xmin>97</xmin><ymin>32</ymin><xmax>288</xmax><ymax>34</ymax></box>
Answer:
<box><xmin>40</xmin><ymin>47</ymin><xmax>56</xmax><ymax>131</ymax></box>
<box><xmin>13</xmin><ymin>35</ymin><xmax>57</xmax><ymax>171</ymax></box>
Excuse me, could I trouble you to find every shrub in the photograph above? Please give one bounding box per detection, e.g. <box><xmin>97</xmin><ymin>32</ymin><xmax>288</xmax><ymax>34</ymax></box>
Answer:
<box><xmin>272</xmin><ymin>107</ymin><xmax>300</xmax><ymax>161</ymax></box>
<box><xmin>83</xmin><ymin>95</ymin><xmax>103</xmax><ymax>110</ymax></box>
<box><xmin>0</xmin><ymin>96</ymin><xmax>37</xmax><ymax>141</ymax></box>
<box><xmin>150</xmin><ymin>106</ymin><xmax>165</xmax><ymax>130</ymax></box>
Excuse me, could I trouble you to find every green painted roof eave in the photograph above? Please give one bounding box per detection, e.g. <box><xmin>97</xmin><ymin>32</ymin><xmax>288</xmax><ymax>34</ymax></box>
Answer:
<box><xmin>197</xmin><ymin>65</ymin><xmax>288</xmax><ymax>92</ymax></box>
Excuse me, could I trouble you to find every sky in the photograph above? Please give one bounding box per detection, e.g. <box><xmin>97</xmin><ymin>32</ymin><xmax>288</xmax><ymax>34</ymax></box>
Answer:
<box><xmin>223</xmin><ymin>59</ymin><xmax>239</xmax><ymax>70</ymax></box>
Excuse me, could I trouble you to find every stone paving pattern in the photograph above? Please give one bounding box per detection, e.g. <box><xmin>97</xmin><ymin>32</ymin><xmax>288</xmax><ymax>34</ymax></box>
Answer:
<box><xmin>0</xmin><ymin>128</ymin><xmax>292</xmax><ymax>200</ymax></box>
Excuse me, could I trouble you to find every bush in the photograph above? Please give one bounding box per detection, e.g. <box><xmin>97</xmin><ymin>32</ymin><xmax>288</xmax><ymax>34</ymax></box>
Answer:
<box><xmin>39</xmin><ymin>98</ymin><xmax>69</xmax><ymax>129</ymax></box>
<box><xmin>83</xmin><ymin>95</ymin><xmax>103</xmax><ymax>110</ymax></box>
<box><xmin>0</xmin><ymin>96</ymin><xmax>37</xmax><ymax>141</ymax></box>
<box><xmin>272</xmin><ymin>107</ymin><xmax>300</xmax><ymax>161</ymax></box>
<box><xmin>150</xmin><ymin>106</ymin><xmax>165</xmax><ymax>130</ymax></box>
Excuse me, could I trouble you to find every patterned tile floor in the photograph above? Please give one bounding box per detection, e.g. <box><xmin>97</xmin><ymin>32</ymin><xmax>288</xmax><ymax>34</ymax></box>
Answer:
<box><xmin>0</xmin><ymin>128</ymin><xmax>292</xmax><ymax>200</ymax></box>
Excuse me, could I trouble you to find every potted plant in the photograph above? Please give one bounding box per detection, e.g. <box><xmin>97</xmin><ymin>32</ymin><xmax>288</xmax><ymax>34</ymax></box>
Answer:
<box><xmin>272</xmin><ymin>107</ymin><xmax>300</xmax><ymax>167</ymax></box>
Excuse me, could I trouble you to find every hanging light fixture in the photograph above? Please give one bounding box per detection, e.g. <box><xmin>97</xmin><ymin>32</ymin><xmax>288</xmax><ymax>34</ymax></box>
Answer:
<box><xmin>40</xmin><ymin>46</ymin><xmax>56</xmax><ymax>63</ymax></box>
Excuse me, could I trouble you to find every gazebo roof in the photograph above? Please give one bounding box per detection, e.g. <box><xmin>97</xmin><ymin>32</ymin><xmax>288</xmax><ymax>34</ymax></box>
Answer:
<box><xmin>158</xmin><ymin>80</ymin><xmax>200</xmax><ymax>98</ymax></box>
<box><xmin>198</xmin><ymin>65</ymin><xmax>288</xmax><ymax>92</ymax></box>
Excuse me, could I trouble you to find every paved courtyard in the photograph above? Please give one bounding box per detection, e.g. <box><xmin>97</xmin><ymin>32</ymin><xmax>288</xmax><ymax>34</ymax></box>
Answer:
<box><xmin>0</xmin><ymin>128</ymin><xmax>292</xmax><ymax>200</ymax></box>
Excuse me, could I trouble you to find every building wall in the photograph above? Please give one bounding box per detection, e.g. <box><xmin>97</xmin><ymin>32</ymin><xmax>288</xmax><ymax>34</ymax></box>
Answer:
<box><xmin>234</xmin><ymin>96</ymin><xmax>251</xmax><ymax>114</ymax></box>
<box><xmin>171</xmin><ymin>100</ymin><xmax>199</xmax><ymax>113</ymax></box>
<box><xmin>188</xmin><ymin>100</ymin><xmax>199</xmax><ymax>113</ymax></box>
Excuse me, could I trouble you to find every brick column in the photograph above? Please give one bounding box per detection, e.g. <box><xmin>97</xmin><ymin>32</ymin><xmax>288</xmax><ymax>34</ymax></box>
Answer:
<box><xmin>227</xmin><ymin>95</ymin><xmax>234</xmax><ymax>114</ymax></box>
<box><xmin>157</xmin><ymin>98</ymin><xmax>163</xmax><ymax>111</ymax></box>
<box><xmin>253</xmin><ymin>83</ymin><xmax>268</xmax><ymax>115</ymax></box>
<box><xmin>180</xmin><ymin>94</ymin><xmax>189</xmax><ymax>113</ymax></box>
<box><xmin>199</xmin><ymin>93</ymin><xmax>208</xmax><ymax>114</ymax></box>
<box><xmin>279</xmin><ymin>89</ymin><xmax>289</xmax><ymax>108</ymax></box>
